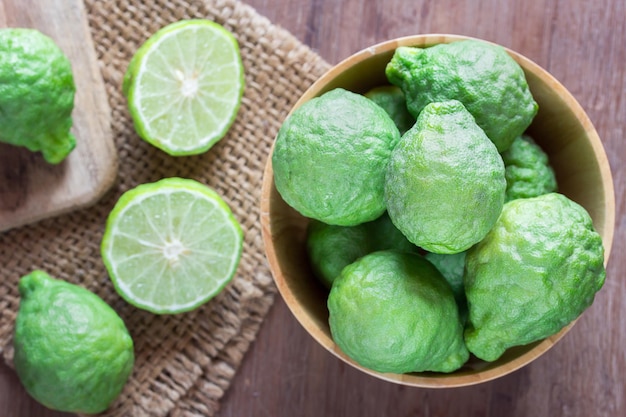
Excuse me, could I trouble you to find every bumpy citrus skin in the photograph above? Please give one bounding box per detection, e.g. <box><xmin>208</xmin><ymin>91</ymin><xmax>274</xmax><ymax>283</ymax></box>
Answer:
<box><xmin>13</xmin><ymin>271</ymin><xmax>134</xmax><ymax>414</ymax></box>
<box><xmin>0</xmin><ymin>29</ymin><xmax>76</xmax><ymax>164</ymax></box>
<box><xmin>501</xmin><ymin>135</ymin><xmax>557</xmax><ymax>202</ymax></box>
<box><xmin>307</xmin><ymin>219</ymin><xmax>369</xmax><ymax>288</ymax></box>
<box><xmin>273</xmin><ymin>88</ymin><xmax>400</xmax><ymax>226</ymax></box>
<box><xmin>386</xmin><ymin>40</ymin><xmax>538</xmax><ymax>152</ymax></box>
<box><xmin>306</xmin><ymin>212</ymin><xmax>416</xmax><ymax>288</ymax></box>
<box><xmin>364</xmin><ymin>85</ymin><xmax>415</xmax><ymax>134</ymax></box>
<box><xmin>425</xmin><ymin>251</ymin><xmax>467</xmax><ymax>306</ymax></box>
<box><xmin>328</xmin><ymin>251</ymin><xmax>469</xmax><ymax>374</ymax></box>
<box><xmin>366</xmin><ymin>211</ymin><xmax>419</xmax><ymax>253</ymax></box>
<box><xmin>385</xmin><ymin>100</ymin><xmax>506</xmax><ymax>254</ymax></box>
<box><xmin>464</xmin><ymin>193</ymin><xmax>605</xmax><ymax>362</ymax></box>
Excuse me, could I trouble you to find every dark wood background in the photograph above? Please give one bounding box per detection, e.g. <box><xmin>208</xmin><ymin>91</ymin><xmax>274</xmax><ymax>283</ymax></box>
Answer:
<box><xmin>1</xmin><ymin>0</ymin><xmax>624</xmax><ymax>416</ymax></box>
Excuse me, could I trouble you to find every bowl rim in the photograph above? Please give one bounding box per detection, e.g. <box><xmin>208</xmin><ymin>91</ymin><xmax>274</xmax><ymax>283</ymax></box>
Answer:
<box><xmin>260</xmin><ymin>33</ymin><xmax>615</xmax><ymax>388</ymax></box>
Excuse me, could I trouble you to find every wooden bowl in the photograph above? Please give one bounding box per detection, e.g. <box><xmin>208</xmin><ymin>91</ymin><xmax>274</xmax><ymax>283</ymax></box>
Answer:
<box><xmin>260</xmin><ymin>34</ymin><xmax>615</xmax><ymax>387</ymax></box>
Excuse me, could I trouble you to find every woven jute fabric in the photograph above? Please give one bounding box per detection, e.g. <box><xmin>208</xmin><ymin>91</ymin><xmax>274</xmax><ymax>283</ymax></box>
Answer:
<box><xmin>0</xmin><ymin>0</ymin><xmax>330</xmax><ymax>415</ymax></box>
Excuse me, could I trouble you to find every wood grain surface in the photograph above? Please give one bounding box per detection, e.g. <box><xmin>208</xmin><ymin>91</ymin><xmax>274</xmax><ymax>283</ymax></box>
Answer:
<box><xmin>1</xmin><ymin>0</ymin><xmax>625</xmax><ymax>416</ymax></box>
<box><xmin>0</xmin><ymin>0</ymin><xmax>117</xmax><ymax>233</ymax></box>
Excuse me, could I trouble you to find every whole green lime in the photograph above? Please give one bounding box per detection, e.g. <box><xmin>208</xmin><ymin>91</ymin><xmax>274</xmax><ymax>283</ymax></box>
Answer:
<box><xmin>364</xmin><ymin>85</ymin><xmax>415</xmax><ymax>134</ymax></box>
<box><xmin>328</xmin><ymin>251</ymin><xmax>469</xmax><ymax>373</ymax></box>
<box><xmin>306</xmin><ymin>212</ymin><xmax>417</xmax><ymax>288</ymax></box>
<box><xmin>385</xmin><ymin>100</ymin><xmax>506</xmax><ymax>254</ymax></box>
<box><xmin>273</xmin><ymin>88</ymin><xmax>400</xmax><ymax>226</ymax></box>
<box><xmin>386</xmin><ymin>40</ymin><xmax>538</xmax><ymax>152</ymax></box>
<box><xmin>464</xmin><ymin>193</ymin><xmax>605</xmax><ymax>361</ymax></box>
<box><xmin>501</xmin><ymin>135</ymin><xmax>557</xmax><ymax>202</ymax></box>
<box><xmin>0</xmin><ymin>28</ymin><xmax>76</xmax><ymax>164</ymax></box>
<box><xmin>13</xmin><ymin>270</ymin><xmax>134</xmax><ymax>414</ymax></box>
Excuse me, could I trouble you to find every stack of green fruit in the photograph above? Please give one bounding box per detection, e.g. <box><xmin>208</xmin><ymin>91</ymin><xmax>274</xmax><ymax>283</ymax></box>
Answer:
<box><xmin>272</xmin><ymin>39</ymin><xmax>606</xmax><ymax>374</ymax></box>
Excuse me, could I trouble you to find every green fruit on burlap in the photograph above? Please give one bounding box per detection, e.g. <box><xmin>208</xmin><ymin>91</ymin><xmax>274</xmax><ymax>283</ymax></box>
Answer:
<box><xmin>13</xmin><ymin>270</ymin><xmax>134</xmax><ymax>414</ymax></box>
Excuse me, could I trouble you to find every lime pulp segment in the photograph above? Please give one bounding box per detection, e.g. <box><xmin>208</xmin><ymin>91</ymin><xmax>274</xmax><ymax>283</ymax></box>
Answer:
<box><xmin>126</xmin><ymin>20</ymin><xmax>244</xmax><ymax>155</ymax></box>
<box><xmin>101</xmin><ymin>178</ymin><xmax>243</xmax><ymax>314</ymax></box>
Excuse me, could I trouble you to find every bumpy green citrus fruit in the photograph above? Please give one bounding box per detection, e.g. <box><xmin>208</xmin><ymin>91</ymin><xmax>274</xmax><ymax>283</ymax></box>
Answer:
<box><xmin>366</xmin><ymin>211</ymin><xmax>418</xmax><ymax>253</ymax></box>
<box><xmin>385</xmin><ymin>100</ymin><xmax>506</xmax><ymax>254</ymax></box>
<box><xmin>364</xmin><ymin>85</ymin><xmax>415</xmax><ymax>134</ymax></box>
<box><xmin>425</xmin><ymin>251</ymin><xmax>467</xmax><ymax>306</ymax></box>
<box><xmin>501</xmin><ymin>135</ymin><xmax>557</xmax><ymax>202</ymax></box>
<box><xmin>328</xmin><ymin>251</ymin><xmax>469</xmax><ymax>373</ymax></box>
<box><xmin>273</xmin><ymin>88</ymin><xmax>400</xmax><ymax>226</ymax></box>
<box><xmin>464</xmin><ymin>193</ymin><xmax>605</xmax><ymax>361</ymax></box>
<box><xmin>307</xmin><ymin>219</ymin><xmax>369</xmax><ymax>288</ymax></box>
<box><xmin>386</xmin><ymin>40</ymin><xmax>538</xmax><ymax>152</ymax></box>
<box><xmin>0</xmin><ymin>28</ymin><xmax>76</xmax><ymax>164</ymax></box>
<box><xmin>306</xmin><ymin>212</ymin><xmax>416</xmax><ymax>288</ymax></box>
<box><xmin>13</xmin><ymin>270</ymin><xmax>134</xmax><ymax>414</ymax></box>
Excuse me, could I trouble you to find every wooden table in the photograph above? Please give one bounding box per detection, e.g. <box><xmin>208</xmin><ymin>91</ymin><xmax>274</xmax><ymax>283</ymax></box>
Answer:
<box><xmin>1</xmin><ymin>0</ymin><xmax>624</xmax><ymax>415</ymax></box>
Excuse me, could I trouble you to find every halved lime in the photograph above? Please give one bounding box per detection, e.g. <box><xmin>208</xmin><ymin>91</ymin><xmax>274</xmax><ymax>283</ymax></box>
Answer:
<box><xmin>123</xmin><ymin>20</ymin><xmax>245</xmax><ymax>156</ymax></box>
<box><xmin>101</xmin><ymin>178</ymin><xmax>243</xmax><ymax>314</ymax></box>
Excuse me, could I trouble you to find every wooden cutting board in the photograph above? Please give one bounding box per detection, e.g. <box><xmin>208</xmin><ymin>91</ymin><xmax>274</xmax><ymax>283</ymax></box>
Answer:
<box><xmin>0</xmin><ymin>0</ymin><xmax>117</xmax><ymax>232</ymax></box>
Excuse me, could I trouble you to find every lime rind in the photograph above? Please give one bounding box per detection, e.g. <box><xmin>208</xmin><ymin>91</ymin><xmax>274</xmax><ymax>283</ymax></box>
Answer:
<box><xmin>101</xmin><ymin>178</ymin><xmax>243</xmax><ymax>314</ymax></box>
<box><xmin>124</xmin><ymin>20</ymin><xmax>245</xmax><ymax>156</ymax></box>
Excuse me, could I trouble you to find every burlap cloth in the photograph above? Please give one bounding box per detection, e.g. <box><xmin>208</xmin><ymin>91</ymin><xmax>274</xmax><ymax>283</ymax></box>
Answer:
<box><xmin>0</xmin><ymin>0</ymin><xmax>330</xmax><ymax>415</ymax></box>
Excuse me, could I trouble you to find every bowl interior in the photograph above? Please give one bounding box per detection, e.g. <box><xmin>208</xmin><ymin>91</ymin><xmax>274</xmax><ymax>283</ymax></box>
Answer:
<box><xmin>260</xmin><ymin>34</ymin><xmax>615</xmax><ymax>387</ymax></box>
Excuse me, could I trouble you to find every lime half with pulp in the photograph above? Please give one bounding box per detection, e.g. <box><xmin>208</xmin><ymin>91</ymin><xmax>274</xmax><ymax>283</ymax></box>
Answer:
<box><xmin>123</xmin><ymin>20</ymin><xmax>244</xmax><ymax>156</ymax></box>
<box><xmin>101</xmin><ymin>178</ymin><xmax>243</xmax><ymax>314</ymax></box>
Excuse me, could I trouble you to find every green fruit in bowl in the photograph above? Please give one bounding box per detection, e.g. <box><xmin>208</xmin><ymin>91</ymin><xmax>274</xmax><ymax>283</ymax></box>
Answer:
<box><xmin>306</xmin><ymin>212</ymin><xmax>417</xmax><ymax>288</ymax></box>
<box><xmin>386</xmin><ymin>39</ymin><xmax>538</xmax><ymax>152</ymax></box>
<box><xmin>464</xmin><ymin>193</ymin><xmax>605</xmax><ymax>362</ymax></box>
<box><xmin>501</xmin><ymin>134</ymin><xmax>558</xmax><ymax>202</ymax></box>
<box><xmin>272</xmin><ymin>88</ymin><xmax>400</xmax><ymax>226</ymax></box>
<box><xmin>13</xmin><ymin>270</ymin><xmax>134</xmax><ymax>414</ymax></box>
<box><xmin>364</xmin><ymin>85</ymin><xmax>415</xmax><ymax>134</ymax></box>
<box><xmin>424</xmin><ymin>251</ymin><xmax>467</xmax><ymax>311</ymax></box>
<box><xmin>385</xmin><ymin>99</ymin><xmax>506</xmax><ymax>254</ymax></box>
<box><xmin>0</xmin><ymin>28</ymin><xmax>76</xmax><ymax>164</ymax></box>
<box><xmin>328</xmin><ymin>250</ymin><xmax>469</xmax><ymax>373</ymax></box>
<box><xmin>307</xmin><ymin>219</ymin><xmax>369</xmax><ymax>288</ymax></box>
